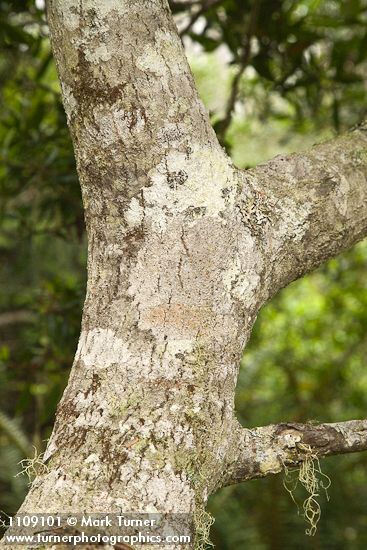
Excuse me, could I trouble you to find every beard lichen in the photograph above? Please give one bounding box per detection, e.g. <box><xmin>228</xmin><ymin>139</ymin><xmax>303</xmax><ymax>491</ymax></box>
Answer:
<box><xmin>193</xmin><ymin>506</ymin><xmax>215</xmax><ymax>550</ymax></box>
<box><xmin>283</xmin><ymin>443</ymin><xmax>331</xmax><ymax>536</ymax></box>
<box><xmin>16</xmin><ymin>446</ymin><xmax>49</xmax><ymax>485</ymax></box>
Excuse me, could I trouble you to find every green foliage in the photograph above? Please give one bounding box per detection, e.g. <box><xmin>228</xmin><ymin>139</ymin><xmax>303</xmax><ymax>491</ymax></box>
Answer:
<box><xmin>1</xmin><ymin>1</ymin><xmax>367</xmax><ymax>548</ymax></box>
<box><xmin>179</xmin><ymin>0</ymin><xmax>367</xmax><ymax>140</ymax></box>
<box><xmin>0</xmin><ymin>0</ymin><xmax>85</xmax><ymax>517</ymax></box>
<box><xmin>209</xmin><ymin>242</ymin><xmax>367</xmax><ymax>549</ymax></box>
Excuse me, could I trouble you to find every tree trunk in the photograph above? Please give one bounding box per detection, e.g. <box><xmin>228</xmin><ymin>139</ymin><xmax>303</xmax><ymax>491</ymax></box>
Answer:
<box><xmin>3</xmin><ymin>1</ymin><xmax>367</xmax><ymax>548</ymax></box>
<box><xmin>17</xmin><ymin>0</ymin><xmax>246</xmax><ymax>532</ymax></box>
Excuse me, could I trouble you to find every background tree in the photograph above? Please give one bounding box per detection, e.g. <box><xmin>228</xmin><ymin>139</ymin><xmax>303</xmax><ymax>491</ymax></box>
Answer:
<box><xmin>0</xmin><ymin>1</ymin><xmax>367</xmax><ymax>548</ymax></box>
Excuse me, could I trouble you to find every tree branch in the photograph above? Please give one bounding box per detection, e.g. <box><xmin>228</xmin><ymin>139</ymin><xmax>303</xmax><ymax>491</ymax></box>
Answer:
<box><xmin>237</xmin><ymin>123</ymin><xmax>367</xmax><ymax>300</ymax></box>
<box><xmin>225</xmin><ymin>419</ymin><xmax>367</xmax><ymax>486</ymax></box>
<box><xmin>169</xmin><ymin>0</ymin><xmax>202</xmax><ymax>8</ymax></box>
<box><xmin>0</xmin><ymin>310</ymin><xmax>34</xmax><ymax>327</ymax></box>
<box><xmin>178</xmin><ymin>0</ymin><xmax>222</xmax><ymax>37</ymax></box>
<box><xmin>215</xmin><ymin>0</ymin><xmax>260</xmax><ymax>145</ymax></box>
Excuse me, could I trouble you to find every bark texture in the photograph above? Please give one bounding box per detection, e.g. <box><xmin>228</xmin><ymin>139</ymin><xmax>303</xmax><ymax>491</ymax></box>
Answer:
<box><xmin>226</xmin><ymin>419</ymin><xmax>367</xmax><ymax>485</ymax></box>
<box><xmin>2</xmin><ymin>0</ymin><xmax>367</xmax><ymax>548</ymax></box>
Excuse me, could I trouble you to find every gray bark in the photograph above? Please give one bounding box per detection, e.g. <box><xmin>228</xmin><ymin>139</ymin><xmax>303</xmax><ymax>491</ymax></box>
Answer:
<box><xmin>226</xmin><ymin>419</ymin><xmax>367</xmax><ymax>485</ymax></box>
<box><xmin>2</xmin><ymin>0</ymin><xmax>367</xmax><ymax>548</ymax></box>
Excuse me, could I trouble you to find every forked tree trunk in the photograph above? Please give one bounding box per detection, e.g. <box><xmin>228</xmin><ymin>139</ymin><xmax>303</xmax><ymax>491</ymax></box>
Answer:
<box><xmin>3</xmin><ymin>1</ymin><xmax>367</xmax><ymax>548</ymax></box>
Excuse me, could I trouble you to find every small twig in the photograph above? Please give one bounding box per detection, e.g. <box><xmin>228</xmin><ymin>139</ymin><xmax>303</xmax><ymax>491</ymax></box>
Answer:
<box><xmin>170</xmin><ymin>0</ymin><xmax>202</xmax><ymax>9</ymax></box>
<box><xmin>215</xmin><ymin>1</ymin><xmax>261</xmax><ymax>145</ymax></box>
<box><xmin>179</xmin><ymin>0</ymin><xmax>222</xmax><ymax>37</ymax></box>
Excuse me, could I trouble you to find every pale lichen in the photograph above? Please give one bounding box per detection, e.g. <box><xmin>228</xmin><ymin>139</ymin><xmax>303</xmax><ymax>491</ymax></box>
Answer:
<box><xmin>76</xmin><ymin>328</ymin><xmax>131</xmax><ymax>369</ymax></box>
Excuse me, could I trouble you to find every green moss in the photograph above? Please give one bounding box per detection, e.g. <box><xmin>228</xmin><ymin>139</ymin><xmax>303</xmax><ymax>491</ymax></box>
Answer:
<box><xmin>134</xmin><ymin>438</ymin><xmax>150</xmax><ymax>453</ymax></box>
